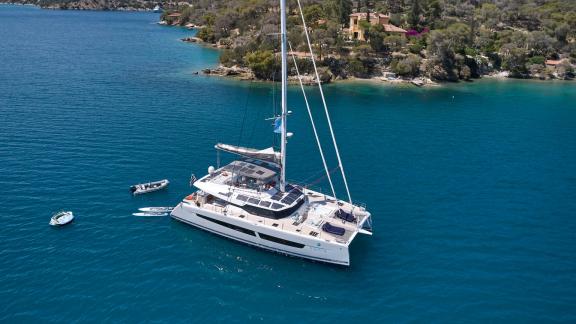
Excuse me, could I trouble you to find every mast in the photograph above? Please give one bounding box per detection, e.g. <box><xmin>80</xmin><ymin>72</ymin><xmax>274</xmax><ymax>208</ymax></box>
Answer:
<box><xmin>279</xmin><ymin>0</ymin><xmax>288</xmax><ymax>192</ymax></box>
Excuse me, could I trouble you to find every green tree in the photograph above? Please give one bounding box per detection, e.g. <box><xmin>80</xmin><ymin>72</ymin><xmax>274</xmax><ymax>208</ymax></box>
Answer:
<box><xmin>197</xmin><ymin>26</ymin><xmax>216</xmax><ymax>43</ymax></box>
<box><xmin>409</xmin><ymin>0</ymin><xmax>422</xmax><ymax>29</ymax></box>
<box><xmin>323</xmin><ymin>0</ymin><xmax>352</xmax><ymax>26</ymax></box>
<box><xmin>303</xmin><ymin>4</ymin><xmax>325</xmax><ymax>24</ymax></box>
<box><xmin>384</xmin><ymin>34</ymin><xmax>406</xmax><ymax>52</ymax></box>
<box><xmin>244</xmin><ymin>50</ymin><xmax>279</xmax><ymax>80</ymax></box>
<box><xmin>369</xmin><ymin>24</ymin><xmax>386</xmax><ymax>52</ymax></box>
<box><xmin>391</xmin><ymin>54</ymin><xmax>421</xmax><ymax>77</ymax></box>
<box><xmin>501</xmin><ymin>44</ymin><xmax>528</xmax><ymax>78</ymax></box>
<box><xmin>347</xmin><ymin>58</ymin><xmax>369</xmax><ymax>77</ymax></box>
<box><xmin>555</xmin><ymin>23</ymin><xmax>570</xmax><ymax>43</ymax></box>
<box><xmin>527</xmin><ymin>31</ymin><xmax>554</xmax><ymax>56</ymax></box>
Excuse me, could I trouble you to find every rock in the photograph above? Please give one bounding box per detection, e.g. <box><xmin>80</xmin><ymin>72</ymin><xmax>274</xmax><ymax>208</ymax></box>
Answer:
<box><xmin>181</xmin><ymin>37</ymin><xmax>201</xmax><ymax>43</ymax></box>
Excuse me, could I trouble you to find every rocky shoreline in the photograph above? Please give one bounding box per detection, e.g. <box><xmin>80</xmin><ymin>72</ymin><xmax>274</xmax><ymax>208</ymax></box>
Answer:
<box><xmin>197</xmin><ymin>64</ymin><xmax>446</xmax><ymax>88</ymax></box>
<box><xmin>176</xmin><ymin>29</ymin><xmax>574</xmax><ymax>87</ymax></box>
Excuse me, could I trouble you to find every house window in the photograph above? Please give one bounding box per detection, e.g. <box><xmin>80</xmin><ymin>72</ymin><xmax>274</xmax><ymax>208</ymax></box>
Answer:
<box><xmin>353</xmin><ymin>32</ymin><xmax>358</xmax><ymax>39</ymax></box>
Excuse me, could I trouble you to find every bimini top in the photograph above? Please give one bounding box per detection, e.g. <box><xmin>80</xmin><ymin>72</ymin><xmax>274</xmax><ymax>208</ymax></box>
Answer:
<box><xmin>215</xmin><ymin>143</ymin><xmax>281</xmax><ymax>165</ymax></box>
<box><xmin>222</xmin><ymin>160</ymin><xmax>276</xmax><ymax>181</ymax></box>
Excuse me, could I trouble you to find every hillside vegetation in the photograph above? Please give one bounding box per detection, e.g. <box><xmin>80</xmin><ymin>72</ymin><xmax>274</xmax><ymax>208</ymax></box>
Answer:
<box><xmin>161</xmin><ymin>0</ymin><xmax>576</xmax><ymax>82</ymax></box>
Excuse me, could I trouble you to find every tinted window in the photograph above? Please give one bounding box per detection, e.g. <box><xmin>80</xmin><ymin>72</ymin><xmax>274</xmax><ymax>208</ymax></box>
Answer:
<box><xmin>259</xmin><ymin>233</ymin><xmax>305</xmax><ymax>248</ymax></box>
<box><xmin>197</xmin><ymin>214</ymin><xmax>255</xmax><ymax>236</ymax></box>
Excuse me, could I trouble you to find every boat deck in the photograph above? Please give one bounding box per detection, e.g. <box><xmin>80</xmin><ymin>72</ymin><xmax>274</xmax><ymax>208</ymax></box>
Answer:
<box><xmin>183</xmin><ymin>188</ymin><xmax>370</xmax><ymax>245</ymax></box>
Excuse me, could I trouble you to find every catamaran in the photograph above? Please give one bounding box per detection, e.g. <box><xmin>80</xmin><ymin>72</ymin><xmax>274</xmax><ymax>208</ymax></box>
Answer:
<box><xmin>171</xmin><ymin>0</ymin><xmax>373</xmax><ymax>266</ymax></box>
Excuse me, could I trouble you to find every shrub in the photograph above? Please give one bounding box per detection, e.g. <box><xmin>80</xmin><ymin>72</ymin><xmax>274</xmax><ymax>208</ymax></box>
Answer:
<box><xmin>528</xmin><ymin>56</ymin><xmax>546</xmax><ymax>65</ymax></box>
<box><xmin>197</xmin><ymin>27</ymin><xmax>216</xmax><ymax>43</ymax></box>
<box><xmin>346</xmin><ymin>58</ymin><xmax>369</xmax><ymax>78</ymax></box>
<box><xmin>391</xmin><ymin>54</ymin><xmax>421</xmax><ymax>77</ymax></box>
<box><xmin>244</xmin><ymin>50</ymin><xmax>279</xmax><ymax>80</ymax></box>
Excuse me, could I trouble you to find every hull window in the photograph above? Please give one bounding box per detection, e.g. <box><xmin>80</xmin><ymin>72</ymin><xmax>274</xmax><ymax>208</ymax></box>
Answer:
<box><xmin>258</xmin><ymin>233</ymin><xmax>305</xmax><ymax>248</ymax></box>
<box><xmin>197</xmin><ymin>214</ymin><xmax>256</xmax><ymax>236</ymax></box>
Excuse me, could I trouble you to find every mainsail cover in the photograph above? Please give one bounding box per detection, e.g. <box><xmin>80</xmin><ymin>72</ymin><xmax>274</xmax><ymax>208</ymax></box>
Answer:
<box><xmin>215</xmin><ymin>143</ymin><xmax>281</xmax><ymax>165</ymax></box>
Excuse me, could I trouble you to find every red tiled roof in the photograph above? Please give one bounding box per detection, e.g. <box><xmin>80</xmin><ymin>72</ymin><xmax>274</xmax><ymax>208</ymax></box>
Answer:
<box><xmin>545</xmin><ymin>59</ymin><xmax>564</xmax><ymax>66</ymax></box>
<box><xmin>383</xmin><ymin>24</ymin><xmax>406</xmax><ymax>33</ymax></box>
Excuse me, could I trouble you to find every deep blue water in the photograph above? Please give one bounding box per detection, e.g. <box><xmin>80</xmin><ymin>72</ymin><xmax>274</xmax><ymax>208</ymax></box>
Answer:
<box><xmin>1</xmin><ymin>5</ymin><xmax>576</xmax><ymax>322</ymax></box>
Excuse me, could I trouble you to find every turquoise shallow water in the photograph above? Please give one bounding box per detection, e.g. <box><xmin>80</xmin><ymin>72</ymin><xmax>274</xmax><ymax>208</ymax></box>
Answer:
<box><xmin>1</xmin><ymin>5</ymin><xmax>576</xmax><ymax>322</ymax></box>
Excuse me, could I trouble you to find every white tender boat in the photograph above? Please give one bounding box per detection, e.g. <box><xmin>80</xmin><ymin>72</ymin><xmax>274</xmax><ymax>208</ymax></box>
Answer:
<box><xmin>139</xmin><ymin>207</ymin><xmax>174</xmax><ymax>212</ymax></box>
<box><xmin>170</xmin><ymin>0</ymin><xmax>373</xmax><ymax>266</ymax></box>
<box><xmin>49</xmin><ymin>211</ymin><xmax>74</xmax><ymax>226</ymax></box>
<box><xmin>130</xmin><ymin>179</ymin><xmax>169</xmax><ymax>195</ymax></box>
<box><xmin>133</xmin><ymin>212</ymin><xmax>168</xmax><ymax>217</ymax></box>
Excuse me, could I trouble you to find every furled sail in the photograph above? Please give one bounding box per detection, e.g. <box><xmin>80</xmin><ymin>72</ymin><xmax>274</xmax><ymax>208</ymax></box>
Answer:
<box><xmin>215</xmin><ymin>143</ymin><xmax>281</xmax><ymax>165</ymax></box>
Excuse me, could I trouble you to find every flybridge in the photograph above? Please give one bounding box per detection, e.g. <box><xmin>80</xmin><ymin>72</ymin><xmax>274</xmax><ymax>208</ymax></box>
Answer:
<box><xmin>194</xmin><ymin>160</ymin><xmax>306</xmax><ymax>219</ymax></box>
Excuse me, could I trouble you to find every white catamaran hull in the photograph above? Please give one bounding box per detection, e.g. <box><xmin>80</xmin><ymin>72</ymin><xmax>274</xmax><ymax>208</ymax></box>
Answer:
<box><xmin>170</xmin><ymin>202</ymin><xmax>350</xmax><ymax>266</ymax></box>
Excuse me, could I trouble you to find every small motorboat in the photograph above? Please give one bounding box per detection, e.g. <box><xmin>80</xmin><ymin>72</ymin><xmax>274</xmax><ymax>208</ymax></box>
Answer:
<box><xmin>132</xmin><ymin>212</ymin><xmax>168</xmax><ymax>217</ymax></box>
<box><xmin>130</xmin><ymin>179</ymin><xmax>169</xmax><ymax>195</ymax></box>
<box><xmin>50</xmin><ymin>211</ymin><xmax>74</xmax><ymax>226</ymax></box>
<box><xmin>138</xmin><ymin>207</ymin><xmax>174</xmax><ymax>212</ymax></box>
<box><xmin>153</xmin><ymin>4</ymin><xmax>162</xmax><ymax>12</ymax></box>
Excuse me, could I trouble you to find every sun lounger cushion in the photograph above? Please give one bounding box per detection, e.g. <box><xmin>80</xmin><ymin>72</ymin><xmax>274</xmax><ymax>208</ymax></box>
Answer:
<box><xmin>322</xmin><ymin>222</ymin><xmax>345</xmax><ymax>236</ymax></box>
<box><xmin>336</xmin><ymin>209</ymin><xmax>356</xmax><ymax>222</ymax></box>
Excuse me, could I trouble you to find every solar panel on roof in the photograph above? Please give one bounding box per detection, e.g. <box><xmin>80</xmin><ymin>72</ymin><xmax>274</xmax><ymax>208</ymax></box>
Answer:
<box><xmin>281</xmin><ymin>197</ymin><xmax>295</xmax><ymax>204</ymax></box>
<box><xmin>259</xmin><ymin>201</ymin><xmax>271</xmax><ymax>207</ymax></box>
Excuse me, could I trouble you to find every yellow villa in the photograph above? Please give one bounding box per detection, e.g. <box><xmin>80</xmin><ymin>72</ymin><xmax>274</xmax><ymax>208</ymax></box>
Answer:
<box><xmin>349</xmin><ymin>13</ymin><xmax>406</xmax><ymax>41</ymax></box>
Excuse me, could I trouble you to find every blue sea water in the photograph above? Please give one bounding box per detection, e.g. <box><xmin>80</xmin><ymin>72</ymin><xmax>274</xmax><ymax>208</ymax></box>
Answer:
<box><xmin>1</xmin><ymin>5</ymin><xmax>576</xmax><ymax>322</ymax></box>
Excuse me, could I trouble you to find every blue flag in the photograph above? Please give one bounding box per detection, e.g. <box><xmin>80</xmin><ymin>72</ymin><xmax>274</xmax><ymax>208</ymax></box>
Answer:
<box><xmin>274</xmin><ymin>117</ymin><xmax>282</xmax><ymax>133</ymax></box>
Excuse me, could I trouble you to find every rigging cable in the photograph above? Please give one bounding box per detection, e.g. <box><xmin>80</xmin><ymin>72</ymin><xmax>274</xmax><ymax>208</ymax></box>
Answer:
<box><xmin>296</xmin><ymin>0</ymin><xmax>353</xmax><ymax>204</ymax></box>
<box><xmin>288</xmin><ymin>41</ymin><xmax>337</xmax><ymax>199</ymax></box>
